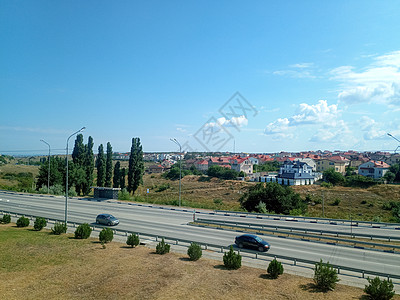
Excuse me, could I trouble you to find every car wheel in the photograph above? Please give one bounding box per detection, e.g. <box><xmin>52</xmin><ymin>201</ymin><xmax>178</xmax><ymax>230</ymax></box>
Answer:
<box><xmin>238</xmin><ymin>243</ymin><xmax>243</xmax><ymax>248</ymax></box>
<box><xmin>258</xmin><ymin>246</ymin><xmax>264</xmax><ymax>252</ymax></box>
<box><xmin>107</xmin><ymin>222</ymin><xmax>111</xmax><ymax>226</ymax></box>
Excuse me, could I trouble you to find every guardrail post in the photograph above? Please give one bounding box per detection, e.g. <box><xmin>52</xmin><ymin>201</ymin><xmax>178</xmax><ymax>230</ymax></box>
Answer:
<box><xmin>156</xmin><ymin>236</ymin><xmax>158</xmax><ymax>241</ymax></box>
<box><xmin>337</xmin><ymin>267</ymin><xmax>340</xmax><ymax>274</ymax></box>
<box><xmin>388</xmin><ymin>237</ymin><xmax>391</xmax><ymax>242</ymax></box>
<box><xmin>221</xmin><ymin>247</ymin><xmax>224</xmax><ymax>253</ymax></box>
<box><xmin>255</xmin><ymin>253</ymin><xmax>258</xmax><ymax>259</ymax></box>
<box><xmin>362</xmin><ymin>271</ymin><xmax>364</xmax><ymax>278</ymax></box>
<box><xmin>205</xmin><ymin>244</ymin><xmax>208</xmax><ymax>250</ymax></box>
<box><xmin>294</xmin><ymin>259</ymin><xmax>297</xmax><ymax>266</ymax></box>
<box><xmin>175</xmin><ymin>240</ymin><xmax>178</xmax><ymax>245</ymax></box>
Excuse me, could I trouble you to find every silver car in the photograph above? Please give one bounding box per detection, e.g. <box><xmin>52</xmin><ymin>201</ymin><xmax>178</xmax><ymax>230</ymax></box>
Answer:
<box><xmin>96</xmin><ymin>214</ymin><xmax>119</xmax><ymax>226</ymax></box>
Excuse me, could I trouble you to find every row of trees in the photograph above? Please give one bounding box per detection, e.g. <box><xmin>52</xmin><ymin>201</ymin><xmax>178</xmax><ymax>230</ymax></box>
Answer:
<box><xmin>37</xmin><ymin>136</ymin><xmax>144</xmax><ymax>196</ymax></box>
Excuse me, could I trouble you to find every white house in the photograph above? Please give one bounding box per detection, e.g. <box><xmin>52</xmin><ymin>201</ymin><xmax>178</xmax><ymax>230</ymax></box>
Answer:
<box><xmin>358</xmin><ymin>161</ymin><xmax>390</xmax><ymax>179</ymax></box>
<box><xmin>260</xmin><ymin>160</ymin><xmax>317</xmax><ymax>185</ymax></box>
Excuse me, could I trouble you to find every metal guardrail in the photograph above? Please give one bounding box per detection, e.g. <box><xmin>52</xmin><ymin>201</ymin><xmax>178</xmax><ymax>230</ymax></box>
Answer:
<box><xmin>196</xmin><ymin>218</ymin><xmax>400</xmax><ymax>243</ymax></box>
<box><xmin>1</xmin><ymin>209</ymin><xmax>400</xmax><ymax>281</ymax></box>
<box><xmin>194</xmin><ymin>218</ymin><xmax>400</xmax><ymax>252</ymax></box>
<box><xmin>214</xmin><ymin>210</ymin><xmax>400</xmax><ymax>229</ymax></box>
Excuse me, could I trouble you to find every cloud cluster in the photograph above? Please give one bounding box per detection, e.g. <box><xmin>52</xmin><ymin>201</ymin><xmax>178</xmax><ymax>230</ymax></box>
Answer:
<box><xmin>206</xmin><ymin>115</ymin><xmax>248</xmax><ymax>128</ymax></box>
<box><xmin>264</xmin><ymin>100</ymin><xmax>339</xmax><ymax>138</ymax></box>
<box><xmin>331</xmin><ymin>51</ymin><xmax>400</xmax><ymax>107</ymax></box>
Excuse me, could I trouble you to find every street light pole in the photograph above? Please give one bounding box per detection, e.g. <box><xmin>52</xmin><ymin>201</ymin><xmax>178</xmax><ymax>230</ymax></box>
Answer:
<box><xmin>65</xmin><ymin>127</ymin><xmax>85</xmax><ymax>225</ymax></box>
<box><xmin>40</xmin><ymin>139</ymin><xmax>51</xmax><ymax>194</ymax></box>
<box><xmin>387</xmin><ymin>133</ymin><xmax>400</xmax><ymax>153</ymax></box>
<box><xmin>170</xmin><ymin>138</ymin><xmax>182</xmax><ymax>207</ymax></box>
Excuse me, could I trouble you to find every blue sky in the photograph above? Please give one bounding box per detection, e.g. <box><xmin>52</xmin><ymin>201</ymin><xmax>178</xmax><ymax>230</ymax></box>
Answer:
<box><xmin>1</xmin><ymin>1</ymin><xmax>400</xmax><ymax>155</ymax></box>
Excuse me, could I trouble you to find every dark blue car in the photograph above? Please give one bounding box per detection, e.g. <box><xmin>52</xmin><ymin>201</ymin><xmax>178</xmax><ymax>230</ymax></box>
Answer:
<box><xmin>235</xmin><ymin>234</ymin><xmax>270</xmax><ymax>252</ymax></box>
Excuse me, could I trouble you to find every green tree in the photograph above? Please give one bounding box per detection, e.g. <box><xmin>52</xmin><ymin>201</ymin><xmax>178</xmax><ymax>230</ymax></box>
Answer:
<box><xmin>383</xmin><ymin>171</ymin><xmax>396</xmax><ymax>183</ymax></box>
<box><xmin>127</xmin><ymin>137</ymin><xmax>144</xmax><ymax>194</ymax></box>
<box><xmin>37</xmin><ymin>156</ymin><xmax>65</xmax><ymax>190</ymax></box>
<box><xmin>313</xmin><ymin>259</ymin><xmax>339</xmax><ymax>292</ymax></box>
<box><xmin>239</xmin><ymin>182</ymin><xmax>306</xmax><ymax>214</ymax></box>
<box><xmin>120</xmin><ymin>168</ymin><xmax>126</xmax><ymax>189</ymax></box>
<box><xmin>72</xmin><ymin>134</ymin><xmax>86</xmax><ymax>166</ymax></box>
<box><xmin>323</xmin><ymin>168</ymin><xmax>345</xmax><ymax>186</ymax></box>
<box><xmin>83</xmin><ymin>136</ymin><xmax>95</xmax><ymax>195</ymax></box>
<box><xmin>113</xmin><ymin>161</ymin><xmax>121</xmax><ymax>188</ymax></box>
<box><xmin>126</xmin><ymin>233</ymin><xmax>140</xmax><ymax>248</ymax></box>
<box><xmin>223</xmin><ymin>245</ymin><xmax>242</xmax><ymax>269</ymax></box>
<box><xmin>267</xmin><ymin>258</ymin><xmax>284</xmax><ymax>279</ymax></box>
<box><xmin>105</xmin><ymin>142</ymin><xmax>113</xmax><ymax>187</ymax></box>
<box><xmin>386</xmin><ymin>163</ymin><xmax>400</xmax><ymax>182</ymax></box>
<box><xmin>96</xmin><ymin>144</ymin><xmax>106</xmax><ymax>187</ymax></box>
<box><xmin>364</xmin><ymin>276</ymin><xmax>395</xmax><ymax>300</ymax></box>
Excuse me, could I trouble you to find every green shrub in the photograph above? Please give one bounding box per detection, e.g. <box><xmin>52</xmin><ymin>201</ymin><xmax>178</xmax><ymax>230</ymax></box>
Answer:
<box><xmin>223</xmin><ymin>245</ymin><xmax>242</xmax><ymax>270</ymax></box>
<box><xmin>74</xmin><ymin>223</ymin><xmax>92</xmax><ymax>239</ymax></box>
<box><xmin>187</xmin><ymin>242</ymin><xmax>202</xmax><ymax>261</ymax></box>
<box><xmin>320</xmin><ymin>182</ymin><xmax>333</xmax><ymax>188</ymax></box>
<box><xmin>16</xmin><ymin>216</ymin><xmax>30</xmax><ymax>227</ymax></box>
<box><xmin>99</xmin><ymin>228</ymin><xmax>114</xmax><ymax>243</ymax></box>
<box><xmin>51</xmin><ymin>222</ymin><xmax>67</xmax><ymax>235</ymax></box>
<box><xmin>155</xmin><ymin>238</ymin><xmax>170</xmax><ymax>255</ymax></box>
<box><xmin>331</xmin><ymin>198</ymin><xmax>341</xmax><ymax>206</ymax></box>
<box><xmin>68</xmin><ymin>186</ymin><xmax>77</xmax><ymax>197</ymax></box>
<box><xmin>126</xmin><ymin>233</ymin><xmax>140</xmax><ymax>248</ymax></box>
<box><xmin>267</xmin><ymin>258</ymin><xmax>284</xmax><ymax>279</ymax></box>
<box><xmin>49</xmin><ymin>184</ymin><xmax>64</xmax><ymax>195</ymax></box>
<box><xmin>364</xmin><ymin>276</ymin><xmax>395</xmax><ymax>300</ymax></box>
<box><xmin>156</xmin><ymin>183</ymin><xmax>170</xmax><ymax>192</ymax></box>
<box><xmin>33</xmin><ymin>217</ymin><xmax>47</xmax><ymax>231</ymax></box>
<box><xmin>1</xmin><ymin>214</ymin><xmax>11</xmax><ymax>224</ymax></box>
<box><xmin>313</xmin><ymin>259</ymin><xmax>339</xmax><ymax>292</ymax></box>
<box><xmin>118</xmin><ymin>188</ymin><xmax>131</xmax><ymax>200</ymax></box>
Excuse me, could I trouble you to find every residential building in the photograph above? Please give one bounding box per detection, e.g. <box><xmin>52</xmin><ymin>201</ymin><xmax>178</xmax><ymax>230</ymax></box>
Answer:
<box><xmin>358</xmin><ymin>161</ymin><xmax>390</xmax><ymax>179</ymax></box>
<box><xmin>316</xmin><ymin>156</ymin><xmax>349</xmax><ymax>175</ymax></box>
<box><xmin>230</xmin><ymin>157</ymin><xmax>253</xmax><ymax>174</ymax></box>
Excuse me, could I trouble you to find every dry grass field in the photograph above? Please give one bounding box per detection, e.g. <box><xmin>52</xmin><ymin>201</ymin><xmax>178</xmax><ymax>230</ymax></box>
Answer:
<box><xmin>2</xmin><ymin>224</ymin><xmax>392</xmax><ymax>300</ymax></box>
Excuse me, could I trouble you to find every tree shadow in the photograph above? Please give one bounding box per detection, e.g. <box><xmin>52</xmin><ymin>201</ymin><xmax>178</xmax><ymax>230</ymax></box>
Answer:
<box><xmin>179</xmin><ymin>257</ymin><xmax>191</xmax><ymax>262</ymax></box>
<box><xmin>259</xmin><ymin>274</ymin><xmax>275</xmax><ymax>280</ymax></box>
<box><xmin>299</xmin><ymin>283</ymin><xmax>326</xmax><ymax>294</ymax></box>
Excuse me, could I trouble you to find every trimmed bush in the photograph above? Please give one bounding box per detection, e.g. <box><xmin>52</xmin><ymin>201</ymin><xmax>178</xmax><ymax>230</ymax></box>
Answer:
<box><xmin>51</xmin><ymin>222</ymin><xmax>67</xmax><ymax>235</ymax></box>
<box><xmin>16</xmin><ymin>216</ymin><xmax>30</xmax><ymax>227</ymax></box>
<box><xmin>1</xmin><ymin>214</ymin><xmax>11</xmax><ymax>224</ymax></box>
<box><xmin>187</xmin><ymin>242</ymin><xmax>202</xmax><ymax>261</ymax></box>
<box><xmin>33</xmin><ymin>217</ymin><xmax>47</xmax><ymax>231</ymax></box>
<box><xmin>126</xmin><ymin>233</ymin><xmax>140</xmax><ymax>248</ymax></box>
<box><xmin>364</xmin><ymin>276</ymin><xmax>395</xmax><ymax>300</ymax></box>
<box><xmin>74</xmin><ymin>223</ymin><xmax>92</xmax><ymax>239</ymax></box>
<box><xmin>155</xmin><ymin>238</ymin><xmax>170</xmax><ymax>255</ymax></box>
<box><xmin>99</xmin><ymin>228</ymin><xmax>114</xmax><ymax>243</ymax></box>
<box><xmin>223</xmin><ymin>245</ymin><xmax>242</xmax><ymax>270</ymax></box>
<box><xmin>267</xmin><ymin>258</ymin><xmax>284</xmax><ymax>279</ymax></box>
<box><xmin>313</xmin><ymin>259</ymin><xmax>339</xmax><ymax>292</ymax></box>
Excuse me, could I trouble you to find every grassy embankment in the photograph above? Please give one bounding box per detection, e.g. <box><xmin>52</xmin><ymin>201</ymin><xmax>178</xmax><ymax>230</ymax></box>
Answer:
<box><xmin>1</xmin><ymin>223</ymin><xmax>388</xmax><ymax>300</ymax></box>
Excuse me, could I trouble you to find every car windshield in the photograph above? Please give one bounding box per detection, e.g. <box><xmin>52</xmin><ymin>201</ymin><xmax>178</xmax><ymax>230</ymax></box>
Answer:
<box><xmin>254</xmin><ymin>236</ymin><xmax>263</xmax><ymax>243</ymax></box>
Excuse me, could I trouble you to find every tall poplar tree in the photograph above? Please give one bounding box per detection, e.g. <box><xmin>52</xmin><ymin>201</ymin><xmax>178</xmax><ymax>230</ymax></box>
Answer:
<box><xmin>84</xmin><ymin>136</ymin><xmax>94</xmax><ymax>194</ymax></box>
<box><xmin>72</xmin><ymin>134</ymin><xmax>85</xmax><ymax>166</ymax></box>
<box><xmin>113</xmin><ymin>161</ymin><xmax>120</xmax><ymax>188</ymax></box>
<box><xmin>127</xmin><ymin>137</ymin><xmax>144</xmax><ymax>194</ymax></box>
<box><xmin>96</xmin><ymin>144</ymin><xmax>106</xmax><ymax>187</ymax></box>
<box><xmin>105</xmin><ymin>142</ymin><xmax>113</xmax><ymax>187</ymax></box>
<box><xmin>120</xmin><ymin>167</ymin><xmax>126</xmax><ymax>189</ymax></box>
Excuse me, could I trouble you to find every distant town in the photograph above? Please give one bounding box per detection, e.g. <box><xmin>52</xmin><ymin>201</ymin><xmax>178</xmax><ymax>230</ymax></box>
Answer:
<box><xmin>111</xmin><ymin>150</ymin><xmax>399</xmax><ymax>186</ymax></box>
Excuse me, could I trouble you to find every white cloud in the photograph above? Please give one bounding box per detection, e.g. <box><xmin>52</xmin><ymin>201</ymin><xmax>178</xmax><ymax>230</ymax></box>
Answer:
<box><xmin>205</xmin><ymin>115</ymin><xmax>248</xmax><ymax>128</ymax></box>
<box><xmin>291</xmin><ymin>100</ymin><xmax>338</xmax><ymax>126</ymax></box>
<box><xmin>358</xmin><ymin>116</ymin><xmax>387</xmax><ymax>140</ymax></box>
<box><xmin>273</xmin><ymin>70</ymin><xmax>315</xmax><ymax>79</ymax></box>
<box><xmin>309</xmin><ymin>120</ymin><xmax>353</xmax><ymax>144</ymax></box>
<box><xmin>273</xmin><ymin>62</ymin><xmax>316</xmax><ymax>79</ymax></box>
<box><xmin>331</xmin><ymin>50</ymin><xmax>400</xmax><ymax>106</ymax></box>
